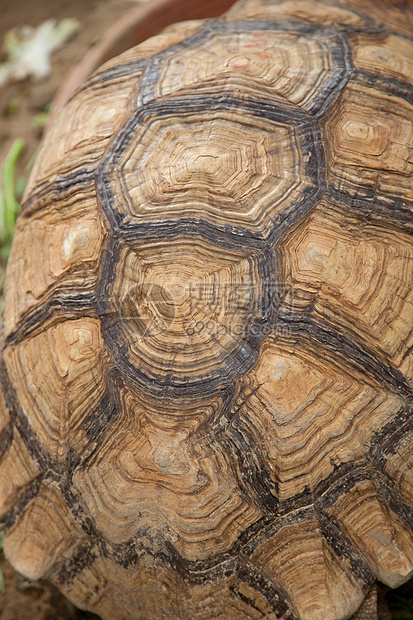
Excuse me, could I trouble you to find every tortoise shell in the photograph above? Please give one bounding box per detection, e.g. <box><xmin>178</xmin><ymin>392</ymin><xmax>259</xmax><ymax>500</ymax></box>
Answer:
<box><xmin>1</xmin><ymin>0</ymin><xmax>413</xmax><ymax>618</ymax></box>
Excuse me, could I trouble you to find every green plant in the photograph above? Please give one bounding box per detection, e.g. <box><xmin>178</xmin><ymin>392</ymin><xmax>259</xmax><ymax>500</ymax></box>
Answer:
<box><xmin>0</xmin><ymin>138</ymin><xmax>25</xmax><ymax>254</ymax></box>
<box><xmin>32</xmin><ymin>103</ymin><xmax>51</xmax><ymax>128</ymax></box>
<box><xmin>0</xmin><ymin>137</ymin><xmax>26</xmax><ymax>310</ymax></box>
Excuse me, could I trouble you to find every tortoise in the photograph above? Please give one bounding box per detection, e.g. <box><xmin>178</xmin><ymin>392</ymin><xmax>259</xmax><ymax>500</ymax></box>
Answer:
<box><xmin>0</xmin><ymin>0</ymin><xmax>412</xmax><ymax>618</ymax></box>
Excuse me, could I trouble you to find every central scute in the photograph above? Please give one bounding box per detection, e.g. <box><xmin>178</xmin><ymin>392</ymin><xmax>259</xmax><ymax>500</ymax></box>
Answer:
<box><xmin>122</xmin><ymin>114</ymin><xmax>296</xmax><ymax>219</ymax></box>
<box><xmin>101</xmin><ymin>239</ymin><xmax>279</xmax><ymax>397</ymax></box>
<box><xmin>97</xmin><ymin>94</ymin><xmax>324</xmax><ymax>245</ymax></box>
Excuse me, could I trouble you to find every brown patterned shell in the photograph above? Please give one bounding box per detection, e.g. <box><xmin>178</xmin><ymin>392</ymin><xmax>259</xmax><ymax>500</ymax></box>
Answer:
<box><xmin>1</xmin><ymin>0</ymin><xmax>413</xmax><ymax>618</ymax></box>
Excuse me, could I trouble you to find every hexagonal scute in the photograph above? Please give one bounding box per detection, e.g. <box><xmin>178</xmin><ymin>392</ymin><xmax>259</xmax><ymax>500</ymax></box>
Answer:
<box><xmin>3</xmin><ymin>481</ymin><xmax>89</xmax><ymax>581</ymax></box>
<box><xmin>280</xmin><ymin>201</ymin><xmax>413</xmax><ymax>384</ymax></box>
<box><xmin>3</xmin><ymin>318</ymin><xmax>109</xmax><ymax>463</ymax></box>
<box><xmin>136</xmin><ymin>20</ymin><xmax>352</xmax><ymax>115</ymax></box>
<box><xmin>97</xmin><ymin>98</ymin><xmax>325</xmax><ymax>246</ymax></box>
<box><xmin>98</xmin><ymin>237</ymin><xmax>280</xmax><ymax>397</ymax></box>
<box><xmin>3</xmin><ymin>193</ymin><xmax>105</xmax><ymax>339</ymax></box>
<box><xmin>322</xmin><ymin>78</ymin><xmax>413</xmax><ymax>215</ymax></box>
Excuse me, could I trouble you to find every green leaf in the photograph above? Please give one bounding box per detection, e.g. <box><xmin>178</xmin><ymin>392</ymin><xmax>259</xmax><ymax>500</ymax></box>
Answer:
<box><xmin>16</xmin><ymin>573</ymin><xmax>42</xmax><ymax>590</ymax></box>
<box><xmin>2</xmin><ymin>138</ymin><xmax>25</xmax><ymax>239</ymax></box>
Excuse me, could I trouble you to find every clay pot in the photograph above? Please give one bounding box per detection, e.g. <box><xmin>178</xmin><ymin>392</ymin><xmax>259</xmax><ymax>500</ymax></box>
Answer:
<box><xmin>51</xmin><ymin>0</ymin><xmax>235</xmax><ymax>118</ymax></box>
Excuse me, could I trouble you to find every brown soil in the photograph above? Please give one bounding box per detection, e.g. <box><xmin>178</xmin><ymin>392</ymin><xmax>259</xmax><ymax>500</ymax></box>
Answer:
<box><xmin>0</xmin><ymin>559</ymin><xmax>99</xmax><ymax>620</ymax></box>
<box><xmin>0</xmin><ymin>0</ymin><xmax>140</xmax><ymax>179</ymax></box>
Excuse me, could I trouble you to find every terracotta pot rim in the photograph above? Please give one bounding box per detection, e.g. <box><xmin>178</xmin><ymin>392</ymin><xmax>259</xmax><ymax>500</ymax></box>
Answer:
<box><xmin>50</xmin><ymin>0</ymin><xmax>236</xmax><ymax>122</ymax></box>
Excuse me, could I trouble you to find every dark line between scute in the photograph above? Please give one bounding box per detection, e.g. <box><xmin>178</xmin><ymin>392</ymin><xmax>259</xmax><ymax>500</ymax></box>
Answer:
<box><xmin>137</xmin><ymin>17</ymin><xmax>353</xmax><ymax>117</ymax></box>
<box><xmin>19</xmin><ymin>169</ymin><xmax>96</xmax><ymax>219</ymax></box>
<box><xmin>315</xmin><ymin>505</ymin><xmax>375</xmax><ymax>588</ymax></box>
<box><xmin>4</xmin><ymin>474</ymin><xmax>44</xmax><ymax>530</ymax></box>
<box><xmin>5</xmin><ymin>291</ymin><xmax>98</xmax><ymax>348</ymax></box>
<box><xmin>276</xmin><ymin>312</ymin><xmax>413</xmax><ymax>399</ymax></box>
<box><xmin>0</xmin><ymin>421</ymin><xmax>13</xmax><ymax>463</ymax></box>
<box><xmin>96</xmin><ymin>91</ymin><xmax>326</xmax><ymax>248</ymax></box>
<box><xmin>327</xmin><ymin>187</ymin><xmax>413</xmax><ymax>236</ymax></box>
<box><xmin>369</xmin><ymin>405</ymin><xmax>413</xmax><ymax>468</ymax></box>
